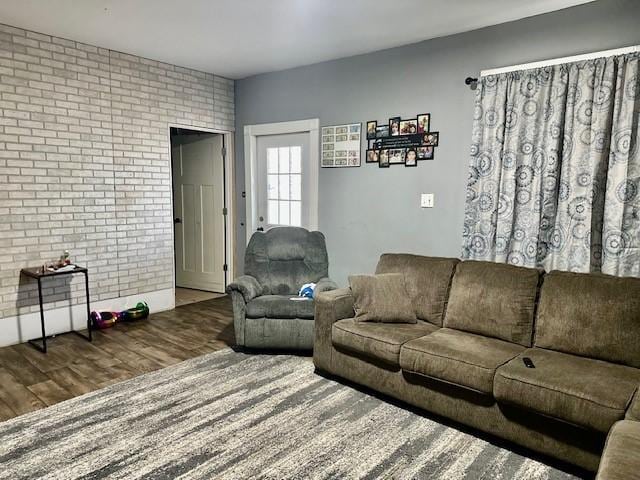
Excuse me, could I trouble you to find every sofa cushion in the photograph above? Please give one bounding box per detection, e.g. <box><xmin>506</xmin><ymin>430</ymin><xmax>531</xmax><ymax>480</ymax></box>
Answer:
<box><xmin>246</xmin><ymin>295</ymin><xmax>314</xmax><ymax>319</ymax></box>
<box><xmin>596</xmin><ymin>420</ymin><xmax>640</xmax><ymax>480</ymax></box>
<box><xmin>375</xmin><ymin>254</ymin><xmax>459</xmax><ymax>326</ymax></box>
<box><xmin>535</xmin><ymin>270</ymin><xmax>640</xmax><ymax>368</ymax></box>
<box><xmin>349</xmin><ymin>273</ymin><xmax>417</xmax><ymax>323</ymax></box>
<box><xmin>494</xmin><ymin>348</ymin><xmax>640</xmax><ymax>433</ymax></box>
<box><xmin>332</xmin><ymin>318</ymin><xmax>438</xmax><ymax>367</ymax></box>
<box><xmin>444</xmin><ymin>260</ymin><xmax>541</xmax><ymax>347</ymax></box>
<box><xmin>399</xmin><ymin>328</ymin><xmax>525</xmax><ymax>394</ymax></box>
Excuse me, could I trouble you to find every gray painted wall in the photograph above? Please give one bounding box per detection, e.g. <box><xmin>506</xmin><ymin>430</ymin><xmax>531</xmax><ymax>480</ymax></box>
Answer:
<box><xmin>234</xmin><ymin>0</ymin><xmax>640</xmax><ymax>286</ymax></box>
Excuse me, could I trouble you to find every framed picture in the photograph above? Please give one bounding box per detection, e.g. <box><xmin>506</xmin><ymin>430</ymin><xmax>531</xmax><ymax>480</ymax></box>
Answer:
<box><xmin>389</xmin><ymin>117</ymin><xmax>401</xmax><ymax>136</ymax></box>
<box><xmin>321</xmin><ymin>122</ymin><xmax>361</xmax><ymax>168</ymax></box>
<box><xmin>417</xmin><ymin>146</ymin><xmax>434</xmax><ymax>160</ymax></box>
<box><xmin>422</xmin><ymin>131</ymin><xmax>439</xmax><ymax>146</ymax></box>
<box><xmin>366</xmin><ymin>149</ymin><xmax>379</xmax><ymax>163</ymax></box>
<box><xmin>366</xmin><ymin>121</ymin><xmax>377</xmax><ymax>139</ymax></box>
<box><xmin>389</xmin><ymin>148</ymin><xmax>405</xmax><ymax>165</ymax></box>
<box><xmin>376</xmin><ymin>125</ymin><xmax>389</xmax><ymax>138</ymax></box>
<box><xmin>379</xmin><ymin>149</ymin><xmax>390</xmax><ymax>168</ymax></box>
<box><xmin>417</xmin><ymin>113</ymin><xmax>430</xmax><ymax>133</ymax></box>
<box><xmin>405</xmin><ymin>148</ymin><xmax>417</xmax><ymax>167</ymax></box>
<box><xmin>399</xmin><ymin>119</ymin><xmax>418</xmax><ymax>135</ymax></box>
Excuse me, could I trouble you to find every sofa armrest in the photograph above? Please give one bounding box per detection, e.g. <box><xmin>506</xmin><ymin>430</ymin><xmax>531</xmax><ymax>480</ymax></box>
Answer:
<box><xmin>596</xmin><ymin>420</ymin><xmax>640</xmax><ymax>480</ymax></box>
<box><xmin>313</xmin><ymin>287</ymin><xmax>354</xmax><ymax>372</ymax></box>
<box><xmin>226</xmin><ymin>275</ymin><xmax>263</xmax><ymax>303</ymax></box>
<box><xmin>626</xmin><ymin>388</ymin><xmax>640</xmax><ymax>421</ymax></box>
<box><xmin>316</xmin><ymin>277</ymin><xmax>338</xmax><ymax>294</ymax></box>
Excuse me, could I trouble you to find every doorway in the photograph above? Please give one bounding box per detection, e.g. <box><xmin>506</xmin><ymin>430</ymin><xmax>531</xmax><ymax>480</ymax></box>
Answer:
<box><xmin>170</xmin><ymin>127</ymin><xmax>228</xmax><ymax>301</ymax></box>
<box><xmin>244</xmin><ymin>119</ymin><xmax>319</xmax><ymax>241</ymax></box>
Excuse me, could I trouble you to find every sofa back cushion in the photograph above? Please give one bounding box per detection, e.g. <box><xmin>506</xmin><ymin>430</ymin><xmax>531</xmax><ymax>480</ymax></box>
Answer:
<box><xmin>244</xmin><ymin>227</ymin><xmax>329</xmax><ymax>295</ymax></box>
<box><xmin>375</xmin><ymin>254</ymin><xmax>458</xmax><ymax>326</ymax></box>
<box><xmin>535</xmin><ymin>271</ymin><xmax>640</xmax><ymax>368</ymax></box>
<box><xmin>444</xmin><ymin>260</ymin><xmax>541</xmax><ymax>346</ymax></box>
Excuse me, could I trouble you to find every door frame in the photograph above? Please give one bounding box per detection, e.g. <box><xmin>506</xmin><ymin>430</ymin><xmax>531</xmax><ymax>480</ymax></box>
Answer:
<box><xmin>243</xmin><ymin>118</ymin><xmax>319</xmax><ymax>243</ymax></box>
<box><xmin>168</xmin><ymin>123</ymin><xmax>236</xmax><ymax>291</ymax></box>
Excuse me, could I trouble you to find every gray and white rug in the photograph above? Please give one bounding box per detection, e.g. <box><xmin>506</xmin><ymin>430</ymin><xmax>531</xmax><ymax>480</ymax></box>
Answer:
<box><xmin>0</xmin><ymin>349</ymin><xmax>579</xmax><ymax>479</ymax></box>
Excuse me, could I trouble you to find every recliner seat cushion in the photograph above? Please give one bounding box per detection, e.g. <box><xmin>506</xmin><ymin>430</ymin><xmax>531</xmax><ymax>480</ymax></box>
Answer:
<box><xmin>399</xmin><ymin>328</ymin><xmax>525</xmax><ymax>394</ymax></box>
<box><xmin>375</xmin><ymin>254</ymin><xmax>459</xmax><ymax>326</ymax></box>
<box><xmin>246</xmin><ymin>295</ymin><xmax>314</xmax><ymax>319</ymax></box>
<box><xmin>535</xmin><ymin>270</ymin><xmax>640</xmax><ymax>368</ymax></box>
<box><xmin>494</xmin><ymin>348</ymin><xmax>640</xmax><ymax>433</ymax></box>
<box><xmin>332</xmin><ymin>318</ymin><xmax>438</xmax><ymax>367</ymax></box>
<box><xmin>444</xmin><ymin>260</ymin><xmax>541</xmax><ymax>347</ymax></box>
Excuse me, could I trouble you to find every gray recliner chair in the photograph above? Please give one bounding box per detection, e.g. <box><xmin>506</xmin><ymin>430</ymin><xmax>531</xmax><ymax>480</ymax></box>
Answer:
<box><xmin>226</xmin><ymin>226</ymin><xmax>337</xmax><ymax>349</ymax></box>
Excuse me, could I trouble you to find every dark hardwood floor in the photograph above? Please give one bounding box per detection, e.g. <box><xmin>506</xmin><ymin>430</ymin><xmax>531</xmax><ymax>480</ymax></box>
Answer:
<box><xmin>0</xmin><ymin>295</ymin><xmax>234</xmax><ymax>422</ymax></box>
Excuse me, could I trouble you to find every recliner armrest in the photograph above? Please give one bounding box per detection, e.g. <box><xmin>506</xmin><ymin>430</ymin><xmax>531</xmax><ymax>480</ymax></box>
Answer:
<box><xmin>313</xmin><ymin>287</ymin><xmax>354</xmax><ymax>372</ymax></box>
<box><xmin>226</xmin><ymin>275</ymin><xmax>263</xmax><ymax>303</ymax></box>
<box><xmin>316</xmin><ymin>277</ymin><xmax>338</xmax><ymax>294</ymax></box>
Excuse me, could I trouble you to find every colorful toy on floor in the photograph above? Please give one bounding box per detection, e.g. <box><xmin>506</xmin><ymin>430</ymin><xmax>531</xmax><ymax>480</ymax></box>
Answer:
<box><xmin>90</xmin><ymin>301</ymin><xmax>149</xmax><ymax>329</ymax></box>
<box><xmin>90</xmin><ymin>310</ymin><xmax>119</xmax><ymax>330</ymax></box>
<box><xmin>119</xmin><ymin>302</ymin><xmax>150</xmax><ymax>321</ymax></box>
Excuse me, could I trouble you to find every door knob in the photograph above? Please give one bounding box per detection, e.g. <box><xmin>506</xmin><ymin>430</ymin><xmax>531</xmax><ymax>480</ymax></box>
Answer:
<box><xmin>174</xmin><ymin>218</ymin><xmax>182</xmax><ymax>224</ymax></box>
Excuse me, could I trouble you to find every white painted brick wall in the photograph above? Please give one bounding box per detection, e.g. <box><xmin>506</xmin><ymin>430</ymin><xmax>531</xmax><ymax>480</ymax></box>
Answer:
<box><xmin>0</xmin><ymin>23</ymin><xmax>234</xmax><ymax>320</ymax></box>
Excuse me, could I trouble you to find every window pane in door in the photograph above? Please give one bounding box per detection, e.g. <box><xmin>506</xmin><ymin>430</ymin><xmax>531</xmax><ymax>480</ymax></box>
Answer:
<box><xmin>279</xmin><ymin>201</ymin><xmax>290</xmax><ymax>225</ymax></box>
<box><xmin>278</xmin><ymin>147</ymin><xmax>290</xmax><ymax>173</ymax></box>
<box><xmin>267</xmin><ymin>175</ymin><xmax>279</xmax><ymax>199</ymax></box>
<box><xmin>279</xmin><ymin>175</ymin><xmax>290</xmax><ymax>200</ymax></box>
<box><xmin>267</xmin><ymin>148</ymin><xmax>278</xmax><ymax>174</ymax></box>
<box><xmin>290</xmin><ymin>174</ymin><xmax>301</xmax><ymax>201</ymax></box>
<box><xmin>290</xmin><ymin>201</ymin><xmax>301</xmax><ymax>226</ymax></box>
<box><xmin>268</xmin><ymin>200</ymin><xmax>279</xmax><ymax>225</ymax></box>
<box><xmin>290</xmin><ymin>146</ymin><xmax>301</xmax><ymax>173</ymax></box>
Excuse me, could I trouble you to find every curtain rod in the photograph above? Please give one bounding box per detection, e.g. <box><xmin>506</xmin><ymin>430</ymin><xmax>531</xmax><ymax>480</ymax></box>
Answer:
<box><xmin>479</xmin><ymin>45</ymin><xmax>640</xmax><ymax>77</ymax></box>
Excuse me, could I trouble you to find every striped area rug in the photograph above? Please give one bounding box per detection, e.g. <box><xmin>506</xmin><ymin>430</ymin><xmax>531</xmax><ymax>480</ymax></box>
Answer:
<box><xmin>0</xmin><ymin>349</ymin><xmax>579</xmax><ymax>479</ymax></box>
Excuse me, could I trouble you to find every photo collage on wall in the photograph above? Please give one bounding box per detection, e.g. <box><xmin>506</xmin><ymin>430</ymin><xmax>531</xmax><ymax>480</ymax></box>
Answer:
<box><xmin>321</xmin><ymin>123</ymin><xmax>361</xmax><ymax>168</ymax></box>
<box><xmin>365</xmin><ymin>114</ymin><xmax>439</xmax><ymax>168</ymax></box>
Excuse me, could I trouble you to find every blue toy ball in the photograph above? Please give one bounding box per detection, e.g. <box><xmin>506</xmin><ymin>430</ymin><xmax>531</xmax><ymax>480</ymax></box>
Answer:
<box><xmin>299</xmin><ymin>283</ymin><xmax>316</xmax><ymax>299</ymax></box>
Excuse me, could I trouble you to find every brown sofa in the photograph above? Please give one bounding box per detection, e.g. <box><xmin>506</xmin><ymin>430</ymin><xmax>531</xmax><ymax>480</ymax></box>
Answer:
<box><xmin>313</xmin><ymin>254</ymin><xmax>640</xmax><ymax>475</ymax></box>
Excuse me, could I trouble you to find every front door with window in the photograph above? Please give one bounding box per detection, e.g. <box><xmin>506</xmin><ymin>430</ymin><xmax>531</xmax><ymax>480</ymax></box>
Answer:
<box><xmin>256</xmin><ymin>133</ymin><xmax>310</xmax><ymax>231</ymax></box>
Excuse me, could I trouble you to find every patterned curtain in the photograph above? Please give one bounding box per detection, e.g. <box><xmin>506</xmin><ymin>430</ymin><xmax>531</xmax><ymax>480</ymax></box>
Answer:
<box><xmin>462</xmin><ymin>52</ymin><xmax>640</xmax><ymax>276</ymax></box>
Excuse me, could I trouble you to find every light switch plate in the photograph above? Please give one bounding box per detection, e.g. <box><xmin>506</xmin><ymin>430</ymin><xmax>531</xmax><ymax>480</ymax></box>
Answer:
<box><xmin>420</xmin><ymin>193</ymin><xmax>434</xmax><ymax>208</ymax></box>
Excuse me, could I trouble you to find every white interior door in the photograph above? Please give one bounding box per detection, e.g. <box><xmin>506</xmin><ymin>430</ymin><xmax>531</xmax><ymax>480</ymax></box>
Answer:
<box><xmin>172</xmin><ymin>135</ymin><xmax>226</xmax><ymax>292</ymax></box>
<box><xmin>256</xmin><ymin>133</ymin><xmax>310</xmax><ymax>232</ymax></box>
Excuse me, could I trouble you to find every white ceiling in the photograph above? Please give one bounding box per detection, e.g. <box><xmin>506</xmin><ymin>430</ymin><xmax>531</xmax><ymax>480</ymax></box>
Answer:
<box><xmin>0</xmin><ymin>0</ymin><xmax>595</xmax><ymax>79</ymax></box>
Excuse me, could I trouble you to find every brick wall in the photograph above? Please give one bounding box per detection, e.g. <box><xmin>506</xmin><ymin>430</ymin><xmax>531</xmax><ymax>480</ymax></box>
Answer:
<box><xmin>0</xmin><ymin>23</ymin><xmax>234</xmax><ymax>320</ymax></box>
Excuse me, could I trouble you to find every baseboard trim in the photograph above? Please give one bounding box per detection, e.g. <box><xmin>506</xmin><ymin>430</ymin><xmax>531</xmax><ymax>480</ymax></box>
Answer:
<box><xmin>0</xmin><ymin>288</ymin><xmax>175</xmax><ymax>348</ymax></box>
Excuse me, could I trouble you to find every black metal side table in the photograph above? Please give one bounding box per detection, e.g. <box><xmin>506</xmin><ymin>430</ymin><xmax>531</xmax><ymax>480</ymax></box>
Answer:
<box><xmin>20</xmin><ymin>265</ymin><xmax>92</xmax><ymax>353</ymax></box>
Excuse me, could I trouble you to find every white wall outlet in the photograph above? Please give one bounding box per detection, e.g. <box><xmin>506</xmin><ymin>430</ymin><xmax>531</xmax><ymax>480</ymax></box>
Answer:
<box><xmin>420</xmin><ymin>193</ymin><xmax>434</xmax><ymax>208</ymax></box>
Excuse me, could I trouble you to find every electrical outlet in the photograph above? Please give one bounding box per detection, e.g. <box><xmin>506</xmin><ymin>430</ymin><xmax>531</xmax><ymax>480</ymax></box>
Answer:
<box><xmin>420</xmin><ymin>193</ymin><xmax>434</xmax><ymax>208</ymax></box>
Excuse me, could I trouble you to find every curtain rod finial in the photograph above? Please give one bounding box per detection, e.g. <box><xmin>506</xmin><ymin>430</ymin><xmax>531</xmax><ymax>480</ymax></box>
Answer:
<box><xmin>465</xmin><ymin>77</ymin><xmax>479</xmax><ymax>90</ymax></box>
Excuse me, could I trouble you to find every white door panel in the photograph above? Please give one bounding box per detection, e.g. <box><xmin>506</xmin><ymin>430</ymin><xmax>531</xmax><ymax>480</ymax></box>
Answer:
<box><xmin>172</xmin><ymin>135</ymin><xmax>225</xmax><ymax>292</ymax></box>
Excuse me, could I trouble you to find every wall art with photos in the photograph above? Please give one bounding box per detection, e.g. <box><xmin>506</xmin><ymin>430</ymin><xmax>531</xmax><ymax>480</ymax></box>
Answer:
<box><xmin>321</xmin><ymin>123</ymin><xmax>361</xmax><ymax>168</ymax></box>
<box><xmin>365</xmin><ymin>113</ymin><xmax>439</xmax><ymax>168</ymax></box>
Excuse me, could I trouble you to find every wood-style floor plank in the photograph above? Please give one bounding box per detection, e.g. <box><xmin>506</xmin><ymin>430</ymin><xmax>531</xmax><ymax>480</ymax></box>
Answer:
<box><xmin>0</xmin><ymin>368</ymin><xmax>47</xmax><ymax>415</ymax></box>
<box><xmin>0</xmin><ymin>295</ymin><xmax>234</xmax><ymax>422</ymax></box>
<box><xmin>27</xmin><ymin>380</ymin><xmax>73</xmax><ymax>407</ymax></box>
